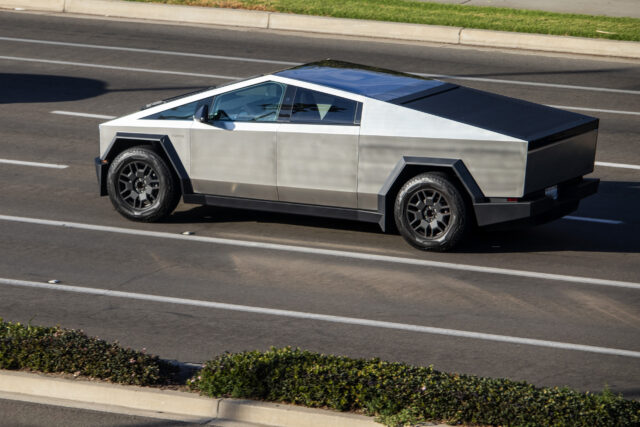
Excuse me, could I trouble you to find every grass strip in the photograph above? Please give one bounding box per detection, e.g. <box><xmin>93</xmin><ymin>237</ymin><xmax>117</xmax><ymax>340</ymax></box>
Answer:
<box><xmin>127</xmin><ymin>0</ymin><xmax>640</xmax><ymax>41</ymax></box>
<box><xmin>2</xmin><ymin>320</ymin><xmax>638</xmax><ymax>426</ymax></box>
<box><xmin>193</xmin><ymin>347</ymin><xmax>640</xmax><ymax>426</ymax></box>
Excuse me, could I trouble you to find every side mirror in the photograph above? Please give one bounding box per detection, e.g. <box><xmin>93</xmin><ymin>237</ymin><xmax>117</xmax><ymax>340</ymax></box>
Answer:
<box><xmin>194</xmin><ymin>104</ymin><xmax>209</xmax><ymax>123</ymax></box>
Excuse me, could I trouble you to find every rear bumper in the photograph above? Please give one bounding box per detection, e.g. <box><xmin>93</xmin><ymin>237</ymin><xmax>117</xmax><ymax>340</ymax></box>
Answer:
<box><xmin>95</xmin><ymin>157</ymin><xmax>108</xmax><ymax>196</ymax></box>
<box><xmin>473</xmin><ymin>178</ymin><xmax>599</xmax><ymax>227</ymax></box>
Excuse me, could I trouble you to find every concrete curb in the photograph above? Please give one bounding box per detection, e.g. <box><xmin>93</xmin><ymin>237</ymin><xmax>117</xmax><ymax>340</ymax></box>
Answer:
<box><xmin>460</xmin><ymin>28</ymin><xmax>640</xmax><ymax>59</ymax></box>
<box><xmin>1</xmin><ymin>0</ymin><xmax>639</xmax><ymax>59</ymax></box>
<box><xmin>267</xmin><ymin>13</ymin><xmax>463</xmax><ymax>44</ymax></box>
<box><xmin>65</xmin><ymin>0</ymin><xmax>269</xmax><ymax>29</ymax></box>
<box><xmin>0</xmin><ymin>370</ymin><xmax>383</xmax><ymax>427</ymax></box>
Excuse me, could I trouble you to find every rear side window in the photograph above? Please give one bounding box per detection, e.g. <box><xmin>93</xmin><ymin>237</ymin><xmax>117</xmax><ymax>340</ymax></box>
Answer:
<box><xmin>143</xmin><ymin>97</ymin><xmax>213</xmax><ymax>120</ymax></box>
<box><xmin>290</xmin><ymin>88</ymin><xmax>358</xmax><ymax>125</ymax></box>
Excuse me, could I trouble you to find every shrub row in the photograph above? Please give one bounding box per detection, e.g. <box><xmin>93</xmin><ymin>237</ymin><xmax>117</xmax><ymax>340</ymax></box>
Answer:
<box><xmin>0</xmin><ymin>319</ymin><xmax>175</xmax><ymax>386</ymax></box>
<box><xmin>2</xmin><ymin>320</ymin><xmax>638</xmax><ymax>426</ymax></box>
<box><xmin>193</xmin><ymin>347</ymin><xmax>640</xmax><ymax>426</ymax></box>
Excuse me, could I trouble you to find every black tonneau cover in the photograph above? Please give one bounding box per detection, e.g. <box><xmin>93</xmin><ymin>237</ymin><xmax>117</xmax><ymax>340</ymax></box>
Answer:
<box><xmin>393</xmin><ymin>86</ymin><xmax>598</xmax><ymax>150</ymax></box>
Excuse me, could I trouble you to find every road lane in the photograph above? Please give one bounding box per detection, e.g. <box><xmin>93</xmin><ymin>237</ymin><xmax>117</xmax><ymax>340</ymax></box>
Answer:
<box><xmin>3</xmin><ymin>276</ymin><xmax>640</xmax><ymax>358</ymax></box>
<box><xmin>1</xmin><ymin>214</ymin><xmax>639</xmax><ymax>289</ymax></box>
<box><xmin>0</xmin><ymin>398</ymin><xmax>196</xmax><ymax>426</ymax></box>
<box><xmin>2</xmin><ymin>34</ymin><xmax>640</xmax><ymax>95</ymax></box>
<box><xmin>1</xmin><ymin>280</ymin><xmax>638</xmax><ymax>398</ymax></box>
<box><xmin>0</xmin><ymin>9</ymin><xmax>638</xmax><ymax>400</ymax></box>
<box><xmin>0</xmin><ymin>217</ymin><xmax>638</xmax><ymax>358</ymax></box>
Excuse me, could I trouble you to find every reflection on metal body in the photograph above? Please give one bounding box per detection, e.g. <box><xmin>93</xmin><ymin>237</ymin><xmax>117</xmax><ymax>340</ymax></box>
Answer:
<box><xmin>96</xmin><ymin>60</ymin><xmax>600</xmax><ymax>236</ymax></box>
<box><xmin>277</xmin><ymin>123</ymin><xmax>359</xmax><ymax>208</ymax></box>
<box><xmin>358</xmin><ymin>135</ymin><xmax>527</xmax><ymax>210</ymax></box>
<box><xmin>357</xmin><ymin>97</ymin><xmax>527</xmax><ymax>209</ymax></box>
<box><xmin>190</xmin><ymin>121</ymin><xmax>278</xmax><ymax>200</ymax></box>
<box><xmin>100</xmin><ymin>122</ymin><xmax>192</xmax><ymax>174</ymax></box>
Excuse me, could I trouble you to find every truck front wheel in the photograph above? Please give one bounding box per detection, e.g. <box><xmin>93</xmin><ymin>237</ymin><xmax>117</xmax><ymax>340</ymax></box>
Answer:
<box><xmin>106</xmin><ymin>147</ymin><xmax>180</xmax><ymax>222</ymax></box>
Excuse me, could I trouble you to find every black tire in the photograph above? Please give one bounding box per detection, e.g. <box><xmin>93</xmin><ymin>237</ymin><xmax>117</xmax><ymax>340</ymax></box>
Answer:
<box><xmin>394</xmin><ymin>172</ymin><xmax>468</xmax><ymax>251</ymax></box>
<box><xmin>106</xmin><ymin>147</ymin><xmax>180</xmax><ymax>222</ymax></box>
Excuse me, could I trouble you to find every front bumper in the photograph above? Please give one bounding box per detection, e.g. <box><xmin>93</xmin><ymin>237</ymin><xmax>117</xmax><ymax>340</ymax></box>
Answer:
<box><xmin>95</xmin><ymin>157</ymin><xmax>109</xmax><ymax>196</ymax></box>
<box><xmin>473</xmin><ymin>178</ymin><xmax>599</xmax><ymax>227</ymax></box>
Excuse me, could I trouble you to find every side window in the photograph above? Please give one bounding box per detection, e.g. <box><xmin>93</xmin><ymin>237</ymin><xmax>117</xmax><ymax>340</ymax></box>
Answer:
<box><xmin>211</xmin><ymin>82</ymin><xmax>285</xmax><ymax>122</ymax></box>
<box><xmin>143</xmin><ymin>97</ymin><xmax>213</xmax><ymax>120</ymax></box>
<box><xmin>290</xmin><ymin>88</ymin><xmax>358</xmax><ymax>125</ymax></box>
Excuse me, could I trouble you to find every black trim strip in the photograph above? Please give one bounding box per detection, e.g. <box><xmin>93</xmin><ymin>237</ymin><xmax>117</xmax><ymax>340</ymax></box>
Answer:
<box><xmin>473</xmin><ymin>178</ymin><xmax>599</xmax><ymax>226</ymax></box>
<box><xmin>94</xmin><ymin>157</ymin><xmax>108</xmax><ymax>196</ymax></box>
<box><xmin>376</xmin><ymin>157</ymin><xmax>485</xmax><ymax>231</ymax></box>
<box><xmin>102</xmin><ymin>132</ymin><xmax>194</xmax><ymax>195</ymax></box>
<box><xmin>183</xmin><ymin>193</ymin><xmax>382</xmax><ymax>224</ymax></box>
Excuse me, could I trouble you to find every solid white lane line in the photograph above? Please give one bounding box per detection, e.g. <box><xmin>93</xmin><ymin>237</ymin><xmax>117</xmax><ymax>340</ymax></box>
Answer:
<box><xmin>547</xmin><ymin>105</ymin><xmax>640</xmax><ymax>116</ymax></box>
<box><xmin>0</xmin><ymin>56</ymin><xmax>239</xmax><ymax>80</ymax></box>
<box><xmin>563</xmin><ymin>216</ymin><xmax>624</xmax><ymax>225</ymax></box>
<box><xmin>1</xmin><ymin>36</ymin><xmax>637</xmax><ymax>96</ymax></box>
<box><xmin>0</xmin><ymin>214</ymin><xmax>638</xmax><ymax>291</ymax></box>
<box><xmin>1</xmin><ymin>277</ymin><xmax>638</xmax><ymax>358</ymax></box>
<box><xmin>51</xmin><ymin>111</ymin><xmax>116</xmax><ymax>120</ymax></box>
<box><xmin>0</xmin><ymin>36</ymin><xmax>299</xmax><ymax>66</ymax></box>
<box><xmin>596</xmin><ymin>161</ymin><xmax>640</xmax><ymax>170</ymax></box>
<box><xmin>0</xmin><ymin>159</ymin><xmax>68</xmax><ymax>169</ymax></box>
<box><xmin>416</xmin><ymin>73</ymin><xmax>640</xmax><ymax>96</ymax></box>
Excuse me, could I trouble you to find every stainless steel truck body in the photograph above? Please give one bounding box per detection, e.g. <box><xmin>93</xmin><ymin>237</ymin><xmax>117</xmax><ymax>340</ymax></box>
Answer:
<box><xmin>96</xmin><ymin>60</ymin><xmax>599</xmax><ymax>250</ymax></box>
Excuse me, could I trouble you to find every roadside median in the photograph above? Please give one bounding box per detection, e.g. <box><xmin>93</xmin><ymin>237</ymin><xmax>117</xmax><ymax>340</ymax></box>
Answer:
<box><xmin>1</xmin><ymin>320</ymin><xmax>638</xmax><ymax>426</ymax></box>
<box><xmin>1</xmin><ymin>0</ymin><xmax>639</xmax><ymax>59</ymax></box>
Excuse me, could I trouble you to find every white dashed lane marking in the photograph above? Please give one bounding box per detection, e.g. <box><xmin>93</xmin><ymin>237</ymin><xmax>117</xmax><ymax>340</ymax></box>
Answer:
<box><xmin>0</xmin><ymin>159</ymin><xmax>68</xmax><ymax>169</ymax></box>
<box><xmin>51</xmin><ymin>110</ymin><xmax>116</xmax><ymax>120</ymax></box>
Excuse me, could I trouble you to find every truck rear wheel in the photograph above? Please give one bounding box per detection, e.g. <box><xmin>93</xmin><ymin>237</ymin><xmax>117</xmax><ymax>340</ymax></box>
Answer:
<box><xmin>107</xmin><ymin>147</ymin><xmax>180</xmax><ymax>222</ymax></box>
<box><xmin>394</xmin><ymin>172</ymin><xmax>467</xmax><ymax>251</ymax></box>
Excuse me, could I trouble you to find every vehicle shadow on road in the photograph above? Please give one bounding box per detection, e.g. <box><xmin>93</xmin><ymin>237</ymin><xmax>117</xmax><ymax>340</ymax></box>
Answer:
<box><xmin>0</xmin><ymin>73</ymin><xmax>206</xmax><ymax>104</ymax></box>
<box><xmin>168</xmin><ymin>180</ymin><xmax>638</xmax><ymax>254</ymax></box>
<box><xmin>460</xmin><ymin>221</ymin><xmax>640</xmax><ymax>254</ymax></box>
<box><xmin>457</xmin><ymin>180</ymin><xmax>640</xmax><ymax>254</ymax></box>
<box><xmin>0</xmin><ymin>73</ymin><xmax>107</xmax><ymax>104</ymax></box>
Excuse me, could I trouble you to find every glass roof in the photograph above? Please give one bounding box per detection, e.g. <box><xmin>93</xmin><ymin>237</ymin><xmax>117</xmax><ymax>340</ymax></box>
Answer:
<box><xmin>275</xmin><ymin>60</ymin><xmax>447</xmax><ymax>101</ymax></box>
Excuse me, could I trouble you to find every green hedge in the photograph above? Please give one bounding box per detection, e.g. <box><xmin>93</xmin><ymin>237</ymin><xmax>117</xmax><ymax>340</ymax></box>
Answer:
<box><xmin>193</xmin><ymin>347</ymin><xmax>640</xmax><ymax>426</ymax></box>
<box><xmin>2</xmin><ymin>320</ymin><xmax>638</xmax><ymax>426</ymax></box>
<box><xmin>0</xmin><ymin>320</ymin><xmax>175</xmax><ymax>386</ymax></box>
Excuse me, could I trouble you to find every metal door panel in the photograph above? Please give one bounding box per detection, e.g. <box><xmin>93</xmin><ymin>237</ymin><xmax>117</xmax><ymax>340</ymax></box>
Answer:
<box><xmin>277</xmin><ymin>124</ymin><xmax>359</xmax><ymax>208</ymax></box>
<box><xmin>190</xmin><ymin>121</ymin><xmax>278</xmax><ymax>200</ymax></box>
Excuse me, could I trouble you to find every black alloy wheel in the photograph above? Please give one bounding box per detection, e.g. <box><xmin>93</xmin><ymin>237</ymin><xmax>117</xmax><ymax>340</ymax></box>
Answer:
<box><xmin>394</xmin><ymin>172</ymin><xmax>468</xmax><ymax>251</ymax></box>
<box><xmin>106</xmin><ymin>147</ymin><xmax>180</xmax><ymax>222</ymax></box>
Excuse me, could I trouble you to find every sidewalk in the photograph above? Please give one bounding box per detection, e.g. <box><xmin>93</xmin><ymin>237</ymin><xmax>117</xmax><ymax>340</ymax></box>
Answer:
<box><xmin>415</xmin><ymin>0</ymin><xmax>640</xmax><ymax>18</ymax></box>
<box><xmin>0</xmin><ymin>370</ymin><xmax>389</xmax><ymax>427</ymax></box>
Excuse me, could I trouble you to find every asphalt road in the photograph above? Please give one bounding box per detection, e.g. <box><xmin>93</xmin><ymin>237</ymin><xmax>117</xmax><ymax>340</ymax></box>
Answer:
<box><xmin>0</xmin><ymin>9</ymin><xmax>639</xmax><ymax>419</ymax></box>
<box><xmin>0</xmin><ymin>398</ymin><xmax>197</xmax><ymax>427</ymax></box>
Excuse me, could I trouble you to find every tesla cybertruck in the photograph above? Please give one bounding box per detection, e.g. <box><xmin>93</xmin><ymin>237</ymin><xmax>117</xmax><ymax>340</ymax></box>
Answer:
<box><xmin>95</xmin><ymin>60</ymin><xmax>599</xmax><ymax>251</ymax></box>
